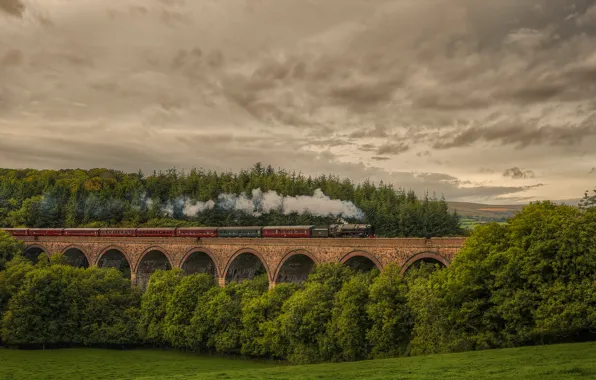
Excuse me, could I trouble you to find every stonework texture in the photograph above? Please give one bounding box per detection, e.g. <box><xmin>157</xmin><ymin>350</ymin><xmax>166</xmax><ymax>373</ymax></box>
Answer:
<box><xmin>17</xmin><ymin>236</ymin><xmax>466</xmax><ymax>284</ymax></box>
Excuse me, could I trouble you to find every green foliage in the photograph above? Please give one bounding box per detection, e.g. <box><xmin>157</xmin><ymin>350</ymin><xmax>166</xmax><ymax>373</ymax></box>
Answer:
<box><xmin>0</xmin><ymin>166</ymin><xmax>461</xmax><ymax>237</ymax></box>
<box><xmin>1</xmin><ymin>261</ymin><xmax>140</xmax><ymax>347</ymax></box>
<box><xmin>275</xmin><ymin>264</ymin><xmax>355</xmax><ymax>364</ymax></box>
<box><xmin>241</xmin><ymin>282</ymin><xmax>301</xmax><ymax>358</ymax></box>
<box><xmin>408</xmin><ymin>202</ymin><xmax>596</xmax><ymax>355</ymax></box>
<box><xmin>0</xmin><ymin>230</ymin><xmax>23</xmax><ymax>272</ymax></box>
<box><xmin>163</xmin><ymin>273</ymin><xmax>216</xmax><ymax>349</ymax></box>
<box><xmin>189</xmin><ymin>274</ymin><xmax>269</xmax><ymax>354</ymax></box>
<box><xmin>0</xmin><ymin>199</ymin><xmax>595</xmax><ymax>363</ymax></box>
<box><xmin>324</xmin><ymin>273</ymin><xmax>375</xmax><ymax>362</ymax></box>
<box><xmin>366</xmin><ymin>265</ymin><xmax>413</xmax><ymax>358</ymax></box>
<box><xmin>580</xmin><ymin>187</ymin><xmax>596</xmax><ymax>210</ymax></box>
<box><xmin>138</xmin><ymin>269</ymin><xmax>183</xmax><ymax>345</ymax></box>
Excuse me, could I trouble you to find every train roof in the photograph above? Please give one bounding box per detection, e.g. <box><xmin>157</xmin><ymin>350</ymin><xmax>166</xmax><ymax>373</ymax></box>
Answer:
<box><xmin>217</xmin><ymin>226</ymin><xmax>263</xmax><ymax>231</ymax></box>
<box><xmin>176</xmin><ymin>227</ymin><xmax>218</xmax><ymax>230</ymax></box>
<box><xmin>262</xmin><ymin>225</ymin><xmax>315</xmax><ymax>230</ymax></box>
<box><xmin>136</xmin><ymin>227</ymin><xmax>176</xmax><ymax>231</ymax></box>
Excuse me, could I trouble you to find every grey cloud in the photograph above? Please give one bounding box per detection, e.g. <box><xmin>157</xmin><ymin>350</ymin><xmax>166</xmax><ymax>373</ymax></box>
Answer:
<box><xmin>0</xmin><ymin>0</ymin><xmax>24</xmax><ymax>17</ymax></box>
<box><xmin>348</xmin><ymin>125</ymin><xmax>389</xmax><ymax>138</ymax></box>
<box><xmin>358</xmin><ymin>144</ymin><xmax>377</xmax><ymax>152</ymax></box>
<box><xmin>503</xmin><ymin>167</ymin><xmax>536</xmax><ymax>179</ymax></box>
<box><xmin>376</xmin><ymin>142</ymin><xmax>410</xmax><ymax>155</ymax></box>
<box><xmin>1</xmin><ymin>0</ymin><xmax>596</xmax><ymax>203</ymax></box>
<box><xmin>433</xmin><ymin>118</ymin><xmax>596</xmax><ymax>149</ymax></box>
<box><xmin>371</xmin><ymin>156</ymin><xmax>390</xmax><ymax>161</ymax></box>
<box><xmin>590</xmin><ymin>167</ymin><xmax>596</xmax><ymax>174</ymax></box>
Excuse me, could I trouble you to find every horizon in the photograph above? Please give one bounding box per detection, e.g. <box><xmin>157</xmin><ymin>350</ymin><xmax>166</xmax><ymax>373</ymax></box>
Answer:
<box><xmin>0</xmin><ymin>164</ymin><xmax>583</xmax><ymax>206</ymax></box>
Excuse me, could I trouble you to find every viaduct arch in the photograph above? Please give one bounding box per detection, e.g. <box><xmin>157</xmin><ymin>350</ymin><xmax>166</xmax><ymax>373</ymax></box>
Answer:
<box><xmin>14</xmin><ymin>236</ymin><xmax>465</xmax><ymax>288</ymax></box>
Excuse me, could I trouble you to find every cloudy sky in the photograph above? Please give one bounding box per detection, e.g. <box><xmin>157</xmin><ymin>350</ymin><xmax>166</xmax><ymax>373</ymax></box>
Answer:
<box><xmin>1</xmin><ymin>0</ymin><xmax>596</xmax><ymax>204</ymax></box>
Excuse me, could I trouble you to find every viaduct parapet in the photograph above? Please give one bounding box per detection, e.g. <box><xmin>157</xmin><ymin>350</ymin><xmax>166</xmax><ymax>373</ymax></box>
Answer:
<box><xmin>15</xmin><ymin>236</ymin><xmax>467</xmax><ymax>288</ymax></box>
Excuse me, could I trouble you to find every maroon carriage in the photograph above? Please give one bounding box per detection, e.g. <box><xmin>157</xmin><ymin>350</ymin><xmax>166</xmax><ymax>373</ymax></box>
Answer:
<box><xmin>136</xmin><ymin>228</ymin><xmax>176</xmax><ymax>237</ymax></box>
<box><xmin>262</xmin><ymin>226</ymin><xmax>314</xmax><ymax>238</ymax></box>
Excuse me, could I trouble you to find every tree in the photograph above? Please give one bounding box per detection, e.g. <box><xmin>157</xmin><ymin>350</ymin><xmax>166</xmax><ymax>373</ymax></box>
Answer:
<box><xmin>276</xmin><ymin>264</ymin><xmax>354</xmax><ymax>364</ymax></box>
<box><xmin>163</xmin><ymin>273</ymin><xmax>215</xmax><ymax>349</ymax></box>
<box><xmin>366</xmin><ymin>265</ymin><xmax>412</xmax><ymax>358</ymax></box>
<box><xmin>0</xmin><ymin>230</ymin><xmax>23</xmax><ymax>272</ymax></box>
<box><xmin>324</xmin><ymin>273</ymin><xmax>374</xmax><ymax>362</ymax></box>
<box><xmin>241</xmin><ymin>282</ymin><xmax>300</xmax><ymax>358</ymax></box>
<box><xmin>579</xmin><ymin>187</ymin><xmax>596</xmax><ymax>210</ymax></box>
<box><xmin>138</xmin><ymin>269</ymin><xmax>183</xmax><ymax>346</ymax></box>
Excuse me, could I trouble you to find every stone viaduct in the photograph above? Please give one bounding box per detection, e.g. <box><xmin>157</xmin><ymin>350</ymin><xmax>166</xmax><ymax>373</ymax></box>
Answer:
<box><xmin>15</xmin><ymin>236</ymin><xmax>466</xmax><ymax>289</ymax></box>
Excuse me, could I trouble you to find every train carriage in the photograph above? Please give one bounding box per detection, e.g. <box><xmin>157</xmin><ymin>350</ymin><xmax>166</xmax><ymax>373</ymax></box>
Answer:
<box><xmin>63</xmin><ymin>228</ymin><xmax>100</xmax><ymax>237</ymax></box>
<box><xmin>262</xmin><ymin>225</ymin><xmax>314</xmax><ymax>238</ymax></box>
<box><xmin>1</xmin><ymin>223</ymin><xmax>374</xmax><ymax>239</ymax></box>
<box><xmin>217</xmin><ymin>226</ymin><xmax>262</xmax><ymax>238</ymax></box>
<box><xmin>29</xmin><ymin>228</ymin><xmax>64</xmax><ymax>236</ymax></box>
<box><xmin>175</xmin><ymin>227</ymin><xmax>218</xmax><ymax>238</ymax></box>
<box><xmin>99</xmin><ymin>228</ymin><xmax>137</xmax><ymax>237</ymax></box>
<box><xmin>2</xmin><ymin>228</ymin><xmax>29</xmax><ymax>236</ymax></box>
<box><xmin>136</xmin><ymin>228</ymin><xmax>176</xmax><ymax>237</ymax></box>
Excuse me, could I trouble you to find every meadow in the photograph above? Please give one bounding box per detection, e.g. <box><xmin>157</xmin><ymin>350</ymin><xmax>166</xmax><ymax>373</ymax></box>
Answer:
<box><xmin>2</xmin><ymin>341</ymin><xmax>596</xmax><ymax>380</ymax></box>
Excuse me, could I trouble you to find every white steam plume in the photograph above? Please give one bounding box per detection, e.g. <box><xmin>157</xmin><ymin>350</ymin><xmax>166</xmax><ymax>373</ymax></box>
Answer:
<box><xmin>162</xmin><ymin>197</ymin><xmax>215</xmax><ymax>217</ymax></box>
<box><xmin>142</xmin><ymin>188</ymin><xmax>363</xmax><ymax>219</ymax></box>
<box><xmin>217</xmin><ymin>188</ymin><xmax>364</xmax><ymax>219</ymax></box>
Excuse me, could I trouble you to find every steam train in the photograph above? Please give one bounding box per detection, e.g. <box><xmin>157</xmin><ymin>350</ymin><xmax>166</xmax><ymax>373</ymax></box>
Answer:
<box><xmin>1</xmin><ymin>224</ymin><xmax>375</xmax><ymax>239</ymax></box>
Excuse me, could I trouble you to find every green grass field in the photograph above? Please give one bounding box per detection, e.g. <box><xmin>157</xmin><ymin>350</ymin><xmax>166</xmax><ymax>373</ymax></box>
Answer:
<box><xmin>2</xmin><ymin>342</ymin><xmax>596</xmax><ymax>379</ymax></box>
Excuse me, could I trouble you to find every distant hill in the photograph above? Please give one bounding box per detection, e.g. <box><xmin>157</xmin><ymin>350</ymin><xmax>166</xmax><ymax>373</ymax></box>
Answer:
<box><xmin>447</xmin><ymin>202</ymin><xmax>525</xmax><ymax>219</ymax></box>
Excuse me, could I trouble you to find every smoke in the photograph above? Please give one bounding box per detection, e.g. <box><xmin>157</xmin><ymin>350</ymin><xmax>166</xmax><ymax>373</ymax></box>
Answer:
<box><xmin>217</xmin><ymin>188</ymin><xmax>365</xmax><ymax>219</ymax></box>
<box><xmin>161</xmin><ymin>197</ymin><xmax>215</xmax><ymax>217</ymax></box>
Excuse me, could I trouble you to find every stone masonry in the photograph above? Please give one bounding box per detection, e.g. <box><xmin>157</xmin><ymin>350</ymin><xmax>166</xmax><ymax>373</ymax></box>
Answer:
<box><xmin>16</xmin><ymin>236</ymin><xmax>467</xmax><ymax>286</ymax></box>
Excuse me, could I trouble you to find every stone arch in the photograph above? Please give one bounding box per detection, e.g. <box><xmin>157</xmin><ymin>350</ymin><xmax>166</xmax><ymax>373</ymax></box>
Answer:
<box><xmin>97</xmin><ymin>246</ymin><xmax>132</xmax><ymax>278</ymax></box>
<box><xmin>135</xmin><ymin>247</ymin><xmax>173</xmax><ymax>290</ymax></box>
<box><xmin>224</xmin><ymin>248</ymin><xmax>270</xmax><ymax>285</ymax></box>
<box><xmin>400</xmin><ymin>251</ymin><xmax>450</xmax><ymax>275</ymax></box>
<box><xmin>61</xmin><ymin>245</ymin><xmax>90</xmax><ymax>268</ymax></box>
<box><xmin>23</xmin><ymin>244</ymin><xmax>49</xmax><ymax>263</ymax></box>
<box><xmin>180</xmin><ymin>248</ymin><xmax>219</xmax><ymax>278</ymax></box>
<box><xmin>340</xmin><ymin>250</ymin><xmax>382</xmax><ymax>272</ymax></box>
<box><xmin>273</xmin><ymin>249</ymin><xmax>318</xmax><ymax>284</ymax></box>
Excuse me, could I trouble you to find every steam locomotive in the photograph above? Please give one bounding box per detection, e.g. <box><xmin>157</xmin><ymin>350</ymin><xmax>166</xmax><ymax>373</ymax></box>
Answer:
<box><xmin>1</xmin><ymin>224</ymin><xmax>375</xmax><ymax>239</ymax></box>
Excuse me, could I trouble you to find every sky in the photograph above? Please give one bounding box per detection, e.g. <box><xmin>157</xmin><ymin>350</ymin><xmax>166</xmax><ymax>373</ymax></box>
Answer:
<box><xmin>1</xmin><ymin>0</ymin><xmax>595</xmax><ymax>204</ymax></box>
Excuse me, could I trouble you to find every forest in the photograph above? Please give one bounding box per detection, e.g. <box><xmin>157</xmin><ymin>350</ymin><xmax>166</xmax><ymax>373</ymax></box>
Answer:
<box><xmin>0</xmin><ymin>164</ymin><xmax>461</xmax><ymax>237</ymax></box>
<box><xmin>0</xmin><ymin>193</ymin><xmax>595</xmax><ymax>363</ymax></box>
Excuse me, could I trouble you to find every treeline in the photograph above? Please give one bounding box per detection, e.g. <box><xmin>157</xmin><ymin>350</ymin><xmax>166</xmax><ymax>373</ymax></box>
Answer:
<box><xmin>0</xmin><ymin>201</ymin><xmax>595</xmax><ymax>362</ymax></box>
<box><xmin>0</xmin><ymin>164</ymin><xmax>461</xmax><ymax>237</ymax></box>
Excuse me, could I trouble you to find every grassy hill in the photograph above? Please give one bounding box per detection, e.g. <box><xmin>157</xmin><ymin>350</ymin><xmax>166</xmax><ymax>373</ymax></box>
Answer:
<box><xmin>447</xmin><ymin>201</ymin><xmax>525</xmax><ymax>229</ymax></box>
<box><xmin>1</xmin><ymin>341</ymin><xmax>595</xmax><ymax>379</ymax></box>
<box><xmin>447</xmin><ymin>202</ymin><xmax>525</xmax><ymax>219</ymax></box>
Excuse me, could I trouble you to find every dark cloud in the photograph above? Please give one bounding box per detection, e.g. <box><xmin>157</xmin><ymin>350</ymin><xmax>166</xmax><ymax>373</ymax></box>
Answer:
<box><xmin>503</xmin><ymin>167</ymin><xmax>536</xmax><ymax>179</ymax></box>
<box><xmin>376</xmin><ymin>142</ymin><xmax>410</xmax><ymax>155</ymax></box>
<box><xmin>371</xmin><ymin>156</ymin><xmax>390</xmax><ymax>161</ymax></box>
<box><xmin>358</xmin><ymin>144</ymin><xmax>377</xmax><ymax>152</ymax></box>
<box><xmin>0</xmin><ymin>0</ymin><xmax>24</xmax><ymax>17</ymax></box>
<box><xmin>348</xmin><ymin>125</ymin><xmax>389</xmax><ymax>138</ymax></box>
<box><xmin>416</xmin><ymin>151</ymin><xmax>431</xmax><ymax>157</ymax></box>
<box><xmin>433</xmin><ymin>118</ymin><xmax>596</xmax><ymax>149</ymax></box>
<box><xmin>590</xmin><ymin>167</ymin><xmax>596</xmax><ymax>174</ymax></box>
